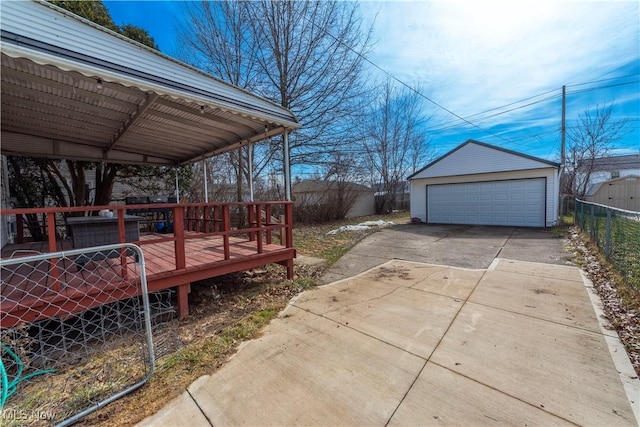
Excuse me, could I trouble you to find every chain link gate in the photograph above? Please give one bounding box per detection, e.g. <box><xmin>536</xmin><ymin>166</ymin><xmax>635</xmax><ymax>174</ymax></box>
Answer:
<box><xmin>1</xmin><ymin>243</ymin><xmax>154</xmax><ymax>426</ymax></box>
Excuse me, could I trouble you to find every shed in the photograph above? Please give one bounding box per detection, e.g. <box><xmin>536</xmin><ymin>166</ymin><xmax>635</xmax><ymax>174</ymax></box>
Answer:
<box><xmin>408</xmin><ymin>140</ymin><xmax>559</xmax><ymax>227</ymax></box>
<box><xmin>584</xmin><ymin>175</ymin><xmax>640</xmax><ymax>211</ymax></box>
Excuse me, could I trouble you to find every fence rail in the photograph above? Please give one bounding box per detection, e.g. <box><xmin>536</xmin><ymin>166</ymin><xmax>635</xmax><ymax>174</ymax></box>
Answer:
<box><xmin>0</xmin><ymin>244</ymin><xmax>154</xmax><ymax>426</ymax></box>
<box><xmin>575</xmin><ymin>199</ymin><xmax>640</xmax><ymax>292</ymax></box>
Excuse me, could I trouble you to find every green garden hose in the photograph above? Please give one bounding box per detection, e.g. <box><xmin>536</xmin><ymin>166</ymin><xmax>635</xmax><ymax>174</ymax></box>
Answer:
<box><xmin>0</xmin><ymin>343</ymin><xmax>55</xmax><ymax>409</ymax></box>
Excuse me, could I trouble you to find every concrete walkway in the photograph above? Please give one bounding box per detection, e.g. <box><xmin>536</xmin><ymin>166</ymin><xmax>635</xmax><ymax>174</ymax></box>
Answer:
<box><xmin>138</xmin><ymin>225</ymin><xmax>639</xmax><ymax>426</ymax></box>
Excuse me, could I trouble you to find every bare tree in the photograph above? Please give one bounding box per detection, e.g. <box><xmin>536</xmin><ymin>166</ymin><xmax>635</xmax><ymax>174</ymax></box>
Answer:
<box><xmin>360</xmin><ymin>78</ymin><xmax>430</xmax><ymax>213</ymax></box>
<box><xmin>179</xmin><ymin>1</ymin><xmax>258</xmax><ymax>90</ymax></box>
<box><xmin>178</xmin><ymin>1</ymin><xmax>259</xmax><ymax>201</ymax></box>
<box><xmin>248</xmin><ymin>1</ymin><xmax>372</xmax><ymax>167</ymax></box>
<box><xmin>179</xmin><ymin>0</ymin><xmax>373</xmax><ymax>192</ymax></box>
<box><xmin>566</xmin><ymin>104</ymin><xmax>629</xmax><ymax>198</ymax></box>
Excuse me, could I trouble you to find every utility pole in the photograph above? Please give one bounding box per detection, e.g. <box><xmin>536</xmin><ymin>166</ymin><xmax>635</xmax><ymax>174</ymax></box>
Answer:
<box><xmin>561</xmin><ymin>85</ymin><xmax>566</xmax><ymax>168</ymax></box>
<box><xmin>559</xmin><ymin>85</ymin><xmax>566</xmax><ymax>219</ymax></box>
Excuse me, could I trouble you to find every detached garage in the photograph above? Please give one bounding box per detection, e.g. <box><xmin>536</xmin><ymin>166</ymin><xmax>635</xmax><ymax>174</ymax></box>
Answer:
<box><xmin>408</xmin><ymin>140</ymin><xmax>559</xmax><ymax>227</ymax></box>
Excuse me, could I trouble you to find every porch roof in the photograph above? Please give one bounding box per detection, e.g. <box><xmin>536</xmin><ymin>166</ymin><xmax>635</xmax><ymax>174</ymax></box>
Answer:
<box><xmin>0</xmin><ymin>0</ymin><xmax>300</xmax><ymax>167</ymax></box>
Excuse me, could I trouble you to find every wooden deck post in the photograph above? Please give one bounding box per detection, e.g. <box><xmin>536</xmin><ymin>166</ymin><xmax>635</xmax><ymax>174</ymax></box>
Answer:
<box><xmin>285</xmin><ymin>259</ymin><xmax>294</xmax><ymax>280</ymax></box>
<box><xmin>248</xmin><ymin>203</ymin><xmax>256</xmax><ymax>241</ymax></box>
<box><xmin>177</xmin><ymin>283</ymin><xmax>190</xmax><ymax>319</ymax></box>
<box><xmin>117</xmin><ymin>208</ymin><xmax>128</xmax><ymax>278</ymax></box>
<box><xmin>16</xmin><ymin>214</ymin><xmax>24</xmax><ymax>244</ymax></box>
<box><xmin>222</xmin><ymin>204</ymin><xmax>230</xmax><ymax>260</ymax></box>
<box><xmin>256</xmin><ymin>204</ymin><xmax>263</xmax><ymax>254</ymax></box>
<box><xmin>285</xmin><ymin>202</ymin><xmax>293</xmax><ymax>248</ymax></box>
<box><xmin>174</xmin><ymin>206</ymin><xmax>186</xmax><ymax>270</ymax></box>
<box><xmin>47</xmin><ymin>212</ymin><xmax>57</xmax><ymax>253</ymax></box>
<box><xmin>265</xmin><ymin>204</ymin><xmax>272</xmax><ymax>244</ymax></box>
<box><xmin>279</xmin><ymin>214</ymin><xmax>285</xmax><ymax>246</ymax></box>
<box><xmin>46</xmin><ymin>212</ymin><xmax>60</xmax><ymax>291</ymax></box>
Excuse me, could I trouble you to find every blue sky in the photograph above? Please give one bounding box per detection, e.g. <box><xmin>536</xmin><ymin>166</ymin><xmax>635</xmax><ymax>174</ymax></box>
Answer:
<box><xmin>104</xmin><ymin>0</ymin><xmax>639</xmax><ymax>162</ymax></box>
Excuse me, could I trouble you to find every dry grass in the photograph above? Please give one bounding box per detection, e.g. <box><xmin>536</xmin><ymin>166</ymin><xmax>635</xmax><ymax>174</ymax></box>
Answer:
<box><xmin>76</xmin><ymin>212</ymin><xmax>409</xmax><ymax>425</ymax></box>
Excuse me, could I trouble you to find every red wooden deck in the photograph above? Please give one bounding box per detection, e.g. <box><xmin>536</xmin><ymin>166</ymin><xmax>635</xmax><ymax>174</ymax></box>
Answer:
<box><xmin>1</xmin><ymin>202</ymin><xmax>295</xmax><ymax>328</ymax></box>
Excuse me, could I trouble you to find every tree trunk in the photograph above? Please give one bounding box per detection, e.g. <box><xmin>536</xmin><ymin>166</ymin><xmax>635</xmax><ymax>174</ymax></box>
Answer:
<box><xmin>94</xmin><ymin>163</ymin><xmax>119</xmax><ymax>207</ymax></box>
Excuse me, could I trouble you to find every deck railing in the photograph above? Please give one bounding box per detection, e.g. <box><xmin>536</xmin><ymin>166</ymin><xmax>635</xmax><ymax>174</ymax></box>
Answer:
<box><xmin>1</xmin><ymin>201</ymin><xmax>294</xmax><ymax>269</ymax></box>
<box><xmin>2</xmin><ymin>201</ymin><xmax>295</xmax><ymax>324</ymax></box>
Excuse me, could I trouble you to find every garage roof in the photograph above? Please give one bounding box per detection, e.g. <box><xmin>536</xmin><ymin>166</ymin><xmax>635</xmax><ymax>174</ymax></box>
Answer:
<box><xmin>408</xmin><ymin>140</ymin><xmax>559</xmax><ymax>180</ymax></box>
<box><xmin>0</xmin><ymin>0</ymin><xmax>300</xmax><ymax>166</ymax></box>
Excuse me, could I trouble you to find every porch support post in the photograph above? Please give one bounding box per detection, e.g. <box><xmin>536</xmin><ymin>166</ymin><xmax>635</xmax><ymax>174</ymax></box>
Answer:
<box><xmin>175</xmin><ymin>167</ymin><xmax>180</xmax><ymax>202</ymax></box>
<box><xmin>249</xmin><ymin>146</ymin><xmax>254</xmax><ymax>202</ymax></box>
<box><xmin>283</xmin><ymin>130</ymin><xmax>291</xmax><ymax>201</ymax></box>
<box><xmin>202</xmin><ymin>158</ymin><xmax>208</xmax><ymax>203</ymax></box>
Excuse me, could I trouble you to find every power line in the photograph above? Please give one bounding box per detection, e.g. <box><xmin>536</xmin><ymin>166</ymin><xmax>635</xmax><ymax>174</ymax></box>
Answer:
<box><xmin>429</xmin><ymin>88</ymin><xmax>561</xmax><ymax>130</ymax></box>
<box><xmin>429</xmin><ymin>77</ymin><xmax>638</xmax><ymax>134</ymax></box>
<box><xmin>428</xmin><ymin>93</ymin><xmax>561</xmax><ymax>133</ymax></box>
<box><xmin>566</xmin><ymin>80</ymin><xmax>640</xmax><ymax>96</ymax></box>
<box><xmin>565</xmin><ymin>73</ymin><xmax>640</xmax><ymax>88</ymax></box>
<box><xmin>313</xmin><ymin>22</ymin><xmax>515</xmax><ymax>144</ymax></box>
<box><xmin>314</xmin><ymin>20</ymin><xmax>639</xmax><ymax>151</ymax></box>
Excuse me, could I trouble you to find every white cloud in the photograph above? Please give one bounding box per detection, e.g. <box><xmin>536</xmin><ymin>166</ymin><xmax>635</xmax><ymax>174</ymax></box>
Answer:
<box><xmin>362</xmin><ymin>1</ymin><xmax>639</xmax><ymax>116</ymax></box>
<box><xmin>360</xmin><ymin>0</ymin><xmax>639</xmax><ymax>157</ymax></box>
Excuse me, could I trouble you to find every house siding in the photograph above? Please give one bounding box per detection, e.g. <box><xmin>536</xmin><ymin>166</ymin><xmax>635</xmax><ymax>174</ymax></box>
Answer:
<box><xmin>410</xmin><ymin>168</ymin><xmax>559</xmax><ymax>227</ymax></box>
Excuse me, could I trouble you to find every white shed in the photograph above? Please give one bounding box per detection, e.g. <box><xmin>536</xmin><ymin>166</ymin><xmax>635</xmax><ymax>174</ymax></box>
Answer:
<box><xmin>408</xmin><ymin>140</ymin><xmax>559</xmax><ymax>227</ymax></box>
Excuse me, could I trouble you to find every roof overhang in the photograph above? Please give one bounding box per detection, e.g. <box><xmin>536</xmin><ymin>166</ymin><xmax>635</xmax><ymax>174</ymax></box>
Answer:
<box><xmin>1</xmin><ymin>0</ymin><xmax>300</xmax><ymax>167</ymax></box>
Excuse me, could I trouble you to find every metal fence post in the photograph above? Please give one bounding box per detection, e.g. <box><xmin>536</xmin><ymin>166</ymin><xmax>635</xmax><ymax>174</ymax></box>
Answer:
<box><xmin>605</xmin><ymin>209</ymin><xmax>611</xmax><ymax>258</ymax></box>
<box><xmin>590</xmin><ymin>204</ymin><xmax>595</xmax><ymax>239</ymax></box>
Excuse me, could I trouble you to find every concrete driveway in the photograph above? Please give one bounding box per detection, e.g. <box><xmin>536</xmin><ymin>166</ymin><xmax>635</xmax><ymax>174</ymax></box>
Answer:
<box><xmin>139</xmin><ymin>225</ymin><xmax>639</xmax><ymax>426</ymax></box>
<box><xmin>321</xmin><ymin>224</ymin><xmax>571</xmax><ymax>283</ymax></box>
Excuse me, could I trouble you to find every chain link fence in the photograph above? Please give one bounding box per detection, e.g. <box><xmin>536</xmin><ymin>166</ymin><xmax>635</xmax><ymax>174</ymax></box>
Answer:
<box><xmin>1</xmin><ymin>244</ymin><xmax>155</xmax><ymax>426</ymax></box>
<box><xmin>575</xmin><ymin>199</ymin><xmax>640</xmax><ymax>293</ymax></box>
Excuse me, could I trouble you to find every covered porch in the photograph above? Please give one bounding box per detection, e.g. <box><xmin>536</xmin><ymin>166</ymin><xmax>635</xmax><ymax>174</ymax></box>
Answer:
<box><xmin>1</xmin><ymin>1</ymin><xmax>301</xmax><ymax>323</ymax></box>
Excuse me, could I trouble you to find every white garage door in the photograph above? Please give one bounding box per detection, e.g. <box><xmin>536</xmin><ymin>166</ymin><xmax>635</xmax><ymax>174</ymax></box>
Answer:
<box><xmin>427</xmin><ymin>178</ymin><xmax>546</xmax><ymax>227</ymax></box>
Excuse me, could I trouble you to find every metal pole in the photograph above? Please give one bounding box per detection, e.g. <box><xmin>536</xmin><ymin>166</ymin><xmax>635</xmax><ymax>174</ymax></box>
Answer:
<box><xmin>605</xmin><ymin>209</ymin><xmax>611</xmax><ymax>258</ymax></box>
<box><xmin>283</xmin><ymin>130</ymin><xmax>291</xmax><ymax>201</ymax></box>
<box><xmin>249</xmin><ymin>146</ymin><xmax>254</xmax><ymax>202</ymax></box>
<box><xmin>175</xmin><ymin>167</ymin><xmax>180</xmax><ymax>202</ymax></box>
<box><xmin>202</xmin><ymin>158</ymin><xmax>208</xmax><ymax>203</ymax></box>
